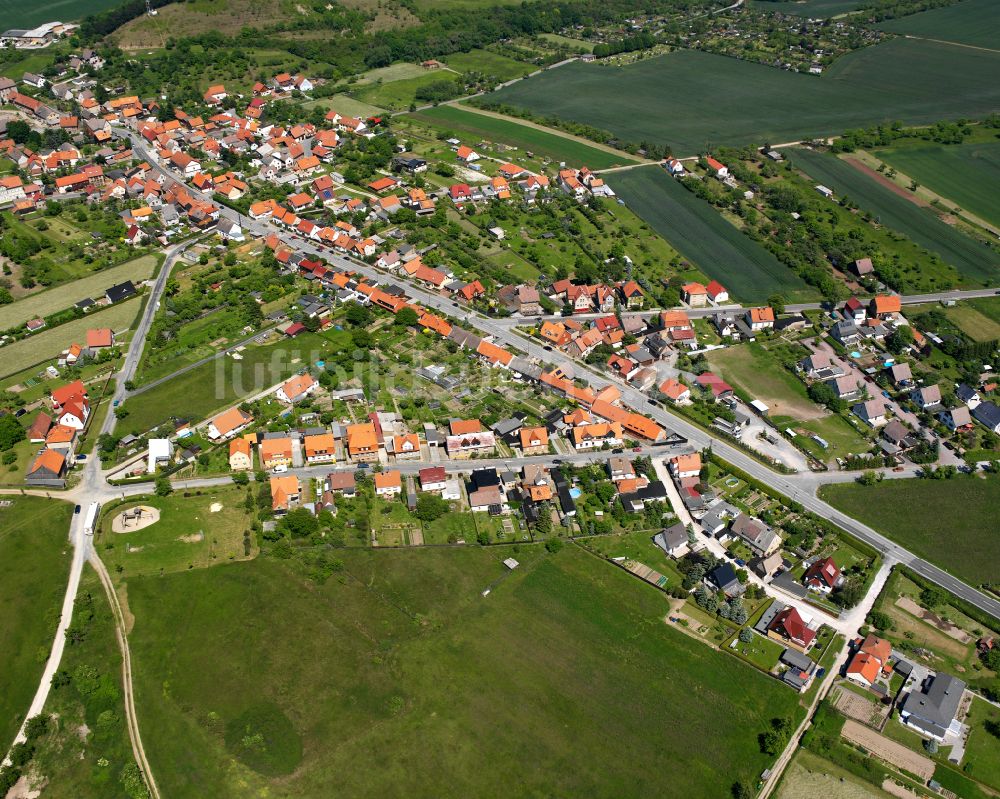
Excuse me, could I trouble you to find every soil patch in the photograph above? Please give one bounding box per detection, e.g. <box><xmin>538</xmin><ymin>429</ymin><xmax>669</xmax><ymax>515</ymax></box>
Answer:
<box><xmin>179</xmin><ymin>532</ymin><xmax>205</xmax><ymax>543</ymax></box>
<box><xmin>895</xmin><ymin>596</ymin><xmax>972</xmax><ymax>644</ymax></box>
<box><xmin>209</xmin><ymin>502</ymin><xmax>223</xmax><ymax>513</ymax></box>
<box><xmin>843</xmin><ymin>157</ymin><xmax>931</xmax><ymax>207</ymax></box>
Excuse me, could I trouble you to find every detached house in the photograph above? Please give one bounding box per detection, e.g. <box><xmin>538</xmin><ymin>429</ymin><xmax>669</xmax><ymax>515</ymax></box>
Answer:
<box><xmin>276</xmin><ymin>373</ymin><xmax>317</xmax><ymax>404</ymax></box>
<box><xmin>229</xmin><ymin>437</ymin><xmax>254</xmax><ymax>471</ymax></box>
<box><xmin>803</xmin><ymin>557</ymin><xmax>842</xmax><ymax>594</ymax></box>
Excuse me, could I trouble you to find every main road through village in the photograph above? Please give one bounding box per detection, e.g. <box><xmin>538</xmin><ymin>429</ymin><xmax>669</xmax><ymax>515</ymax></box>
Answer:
<box><xmin>5</xmin><ymin>127</ymin><xmax>997</xmax><ymax>795</ymax></box>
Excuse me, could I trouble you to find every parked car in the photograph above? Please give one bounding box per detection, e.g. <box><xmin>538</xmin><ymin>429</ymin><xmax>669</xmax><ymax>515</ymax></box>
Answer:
<box><xmin>74</xmin><ymin>505</ymin><xmax>81</xmax><ymax>514</ymax></box>
<box><xmin>271</xmin><ymin>464</ymin><xmax>288</xmax><ymax>474</ymax></box>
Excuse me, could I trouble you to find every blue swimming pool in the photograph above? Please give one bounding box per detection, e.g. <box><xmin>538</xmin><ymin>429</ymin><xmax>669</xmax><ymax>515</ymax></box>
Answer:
<box><xmin>850</xmin><ymin>350</ymin><xmax>862</xmax><ymax>358</ymax></box>
<box><xmin>569</xmin><ymin>488</ymin><xmax>582</xmax><ymax>499</ymax></box>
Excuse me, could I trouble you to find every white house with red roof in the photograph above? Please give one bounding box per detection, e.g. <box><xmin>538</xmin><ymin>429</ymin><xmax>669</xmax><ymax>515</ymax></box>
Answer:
<box><xmin>706</xmin><ymin>280</ymin><xmax>729</xmax><ymax>304</ymax></box>
<box><xmin>704</xmin><ymin>156</ymin><xmax>728</xmax><ymax>178</ymax></box>
<box><xmin>802</xmin><ymin>556</ymin><xmax>843</xmax><ymax>594</ymax></box>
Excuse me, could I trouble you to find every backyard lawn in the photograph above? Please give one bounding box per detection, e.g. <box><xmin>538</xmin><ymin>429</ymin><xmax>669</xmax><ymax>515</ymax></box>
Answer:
<box><xmin>0</xmin><ymin>497</ymin><xmax>73</xmax><ymax>750</ymax></box>
<box><xmin>125</xmin><ymin>545</ymin><xmax>800</xmax><ymax>797</ymax></box>
<box><xmin>820</xmin><ymin>475</ymin><xmax>1000</xmax><ymax>587</ymax></box>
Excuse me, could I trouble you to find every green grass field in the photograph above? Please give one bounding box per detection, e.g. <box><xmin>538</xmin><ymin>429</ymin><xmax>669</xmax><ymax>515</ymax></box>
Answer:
<box><xmin>878</xmin><ymin>0</ymin><xmax>1000</xmax><ymax>49</ymax></box>
<box><xmin>792</xmin><ymin>147</ymin><xmax>1000</xmax><ymax>284</ymax></box>
<box><xmin>0</xmin><ymin>298</ymin><xmax>140</xmax><ymax>379</ymax></box>
<box><xmin>965</xmin><ymin>698</ymin><xmax>1000</xmax><ymax>792</ymax></box>
<box><xmin>819</xmin><ymin>475</ymin><xmax>1000</xmax><ymax>586</ymax></box>
<box><xmin>31</xmin><ymin>566</ymin><xmax>137</xmax><ymax>799</ymax></box>
<box><xmin>411</xmin><ymin>105</ymin><xmax>637</xmax><ymax>168</ymax></box>
<box><xmin>126</xmin><ymin>545</ymin><xmax>800</xmax><ymax>797</ymax></box>
<box><xmin>777</xmin><ymin>748</ymin><xmax>892</xmax><ymax>798</ymax></box>
<box><xmin>874</xmin><ymin>139</ymin><xmax>1000</xmax><ymax>229</ymax></box>
<box><xmin>98</xmin><ymin>489</ymin><xmax>254</xmax><ymax>578</ymax></box>
<box><xmin>355</xmin><ymin>72</ymin><xmax>460</xmax><ymax>111</ymax></box>
<box><xmin>490</xmin><ymin>39</ymin><xmax>1000</xmax><ymax>154</ymax></box>
<box><xmin>0</xmin><ymin>498</ymin><xmax>73</xmax><ymax>750</ymax></box>
<box><xmin>444</xmin><ymin>49</ymin><xmax>535</xmax><ymax>80</ymax></box>
<box><xmin>0</xmin><ymin>255</ymin><xmax>158</xmax><ymax>332</ymax></box>
<box><xmin>0</xmin><ymin>0</ymin><xmax>123</xmax><ymax>28</ymax></box>
<box><xmin>610</xmin><ymin>166</ymin><xmax>812</xmax><ymax>302</ymax></box>
<box><xmin>122</xmin><ymin>329</ymin><xmax>347</xmax><ymax>435</ymax></box>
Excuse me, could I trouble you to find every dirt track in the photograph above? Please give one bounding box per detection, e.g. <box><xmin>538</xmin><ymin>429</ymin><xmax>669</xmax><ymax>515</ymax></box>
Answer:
<box><xmin>843</xmin><ymin>158</ymin><xmax>931</xmax><ymax>207</ymax></box>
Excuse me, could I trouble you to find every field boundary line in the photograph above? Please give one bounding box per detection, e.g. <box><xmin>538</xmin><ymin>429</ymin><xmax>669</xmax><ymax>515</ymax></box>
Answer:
<box><xmin>89</xmin><ymin>553</ymin><xmax>161</xmax><ymax>799</ymax></box>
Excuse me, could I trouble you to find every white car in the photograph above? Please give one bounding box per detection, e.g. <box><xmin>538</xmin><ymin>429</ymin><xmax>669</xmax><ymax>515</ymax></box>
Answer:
<box><xmin>271</xmin><ymin>464</ymin><xmax>288</xmax><ymax>474</ymax></box>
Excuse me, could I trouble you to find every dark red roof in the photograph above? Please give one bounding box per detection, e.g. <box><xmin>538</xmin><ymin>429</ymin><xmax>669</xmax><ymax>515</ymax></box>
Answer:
<box><xmin>769</xmin><ymin>607</ymin><xmax>816</xmax><ymax>648</ymax></box>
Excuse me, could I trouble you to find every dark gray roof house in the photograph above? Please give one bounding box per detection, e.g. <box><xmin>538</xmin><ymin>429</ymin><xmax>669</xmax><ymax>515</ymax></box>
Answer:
<box><xmin>706</xmin><ymin>562</ymin><xmax>743</xmax><ymax>596</ymax></box>
<box><xmin>105</xmin><ymin>280</ymin><xmax>137</xmax><ymax>304</ymax></box>
<box><xmin>653</xmin><ymin>522</ymin><xmax>688</xmax><ymax>557</ymax></box>
<box><xmin>899</xmin><ymin>673</ymin><xmax>966</xmax><ymax>741</ymax></box>
<box><xmin>972</xmin><ymin>401</ymin><xmax>1000</xmax><ymax>434</ymax></box>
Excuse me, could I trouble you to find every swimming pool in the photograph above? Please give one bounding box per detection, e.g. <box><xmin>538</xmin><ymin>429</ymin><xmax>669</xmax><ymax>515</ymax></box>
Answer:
<box><xmin>849</xmin><ymin>350</ymin><xmax>862</xmax><ymax>358</ymax></box>
<box><xmin>569</xmin><ymin>487</ymin><xmax>582</xmax><ymax>499</ymax></box>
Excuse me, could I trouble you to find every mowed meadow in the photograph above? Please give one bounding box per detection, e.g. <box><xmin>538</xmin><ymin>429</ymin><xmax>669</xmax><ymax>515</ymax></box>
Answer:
<box><xmin>611</xmin><ymin>165</ymin><xmax>813</xmax><ymax>303</ymax></box>
<box><xmin>126</xmin><ymin>545</ymin><xmax>801</xmax><ymax>798</ymax></box>
<box><xmin>490</xmin><ymin>38</ymin><xmax>1000</xmax><ymax>154</ymax></box>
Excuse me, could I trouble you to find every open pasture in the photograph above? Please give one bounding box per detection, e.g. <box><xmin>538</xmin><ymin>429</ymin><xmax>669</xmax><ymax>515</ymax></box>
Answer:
<box><xmin>126</xmin><ymin>545</ymin><xmax>800</xmax><ymax>797</ymax></box>
<box><xmin>878</xmin><ymin>0</ymin><xmax>1000</xmax><ymax>50</ymax></box>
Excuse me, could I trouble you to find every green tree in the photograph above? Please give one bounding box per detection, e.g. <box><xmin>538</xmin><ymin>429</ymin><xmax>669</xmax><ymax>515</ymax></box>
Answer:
<box><xmin>279</xmin><ymin>507</ymin><xmax>319</xmax><ymax>538</ymax></box>
<box><xmin>0</xmin><ymin>414</ymin><xmax>26</xmax><ymax>451</ymax></box>
<box><xmin>154</xmin><ymin>476</ymin><xmax>172</xmax><ymax>496</ymax></box>
<box><xmin>395</xmin><ymin>306</ymin><xmax>419</xmax><ymax>327</ymax></box>
<box><xmin>414</xmin><ymin>492</ymin><xmax>448</xmax><ymax>521</ymax></box>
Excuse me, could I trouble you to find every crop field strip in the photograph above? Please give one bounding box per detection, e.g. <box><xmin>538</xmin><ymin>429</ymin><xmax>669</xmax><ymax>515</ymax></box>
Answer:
<box><xmin>819</xmin><ymin>475</ymin><xmax>1000</xmax><ymax>587</ymax></box>
<box><xmin>411</xmin><ymin>105</ymin><xmax>637</xmax><ymax>169</ymax></box>
<box><xmin>874</xmin><ymin>139</ymin><xmax>1000</xmax><ymax>230</ymax></box>
<box><xmin>0</xmin><ymin>254</ymin><xmax>159</xmax><ymax>331</ymax></box>
<box><xmin>748</xmin><ymin>0</ymin><xmax>865</xmax><ymax>16</ymax></box>
<box><xmin>791</xmin><ymin>147</ymin><xmax>1000</xmax><ymax>284</ymax></box>
<box><xmin>610</xmin><ymin>165</ymin><xmax>812</xmax><ymax>303</ymax></box>
<box><xmin>489</xmin><ymin>38</ymin><xmax>1000</xmax><ymax>154</ymax></box>
<box><xmin>0</xmin><ymin>297</ymin><xmax>141</xmax><ymax>380</ymax></box>
<box><xmin>878</xmin><ymin>0</ymin><xmax>1000</xmax><ymax>50</ymax></box>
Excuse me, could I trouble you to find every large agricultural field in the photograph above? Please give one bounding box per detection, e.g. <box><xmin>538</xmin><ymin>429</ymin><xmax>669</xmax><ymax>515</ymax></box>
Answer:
<box><xmin>819</xmin><ymin>474</ymin><xmax>1000</xmax><ymax>587</ymax></box>
<box><xmin>0</xmin><ymin>255</ymin><xmax>159</xmax><ymax>332</ymax></box>
<box><xmin>748</xmin><ymin>0</ymin><xmax>864</xmax><ymax>15</ymax></box>
<box><xmin>878</xmin><ymin>0</ymin><xmax>1000</xmax><ymax>49</ymax></box>
<box><xmin>0</xmin><ymin>497</ymin><xmax>73</xmax><ymax>751</ymax></box>
<box><xmin>125</xmin><ymin>545</ymin><xmax>801</xmax><ymax>798</ymax></box>
<box><xmin>0</xmin><ymin>298</ymin><xmax>141</xmax><ymax>380</ymax></box>
<box><xmin>791</xmin><ymin>147</ymin><xmax>1000</xmax><ymax>284</ymax></box>
<box><xmin>610</xmin><ymin>165</ymin><xmax>813</xmax><ymax>302</ymax></box>
<box><xmin>873</xmin><ymin>139</ymin><xmax>1000</xmax><ymax>230</ymax></box>
<box><xmin>0</xmin><ymin>0</ymin><xmax>123</xmax><ymax>29</ymax></box>
<box><xmin>489</xmin><ymin>39</ymin><xmax>1000</xmax><ymax>154</ymax></box>
<box><xmin>410</xmin><ymin>105</ymin><xmax>638</xmax><ymax>169</ymax></box>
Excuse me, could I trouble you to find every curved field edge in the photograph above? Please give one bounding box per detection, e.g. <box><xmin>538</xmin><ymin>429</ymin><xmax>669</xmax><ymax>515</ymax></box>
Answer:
<box><xmin>610</xmin><ymin>165</ymin><xmax>812</xmax><ymax>303</ymax></box>
<box><xmin>818</xmin><ymin>475</ymin><xmax>1000</xmax><ymax>587</ymax></box>
<box><xmin>126</xmin><ymin>546</ymin><xmax>801</xmax><ymax>797</ymax></box>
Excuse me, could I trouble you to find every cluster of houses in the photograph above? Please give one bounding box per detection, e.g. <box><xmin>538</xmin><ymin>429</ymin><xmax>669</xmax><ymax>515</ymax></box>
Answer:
<box><xmin>23</xmin><ymin>377</ymin><xmax>94</xmax><ymax>486</ymax></box>
<box><xmin>844</xmin><ymin>633</ymin><xmax>968</xmax><ymax>744</ymax></box>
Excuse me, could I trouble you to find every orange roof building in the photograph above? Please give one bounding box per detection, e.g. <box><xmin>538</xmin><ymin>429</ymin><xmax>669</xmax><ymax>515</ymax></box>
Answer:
<box><xmin>374</xmin><ymin>469</ymin><xmax>402</xmax><ymax>495</ymax></box>
<box><xmin>346</xmin><ymin>423</ymin><xmax>378</xmax><ymax>460</ymax></box>
<box><xmin>519</xmin><ymin>426</ymin><xmax>549</xmax><ymax>454</ymax></box>
<box><xmin>269</xmin><ymin>475</ymin><xmax>300</xmax><ymax>511</ymax></box>
<box><xmin>449</xmin><ymin>419</ymin><xmax>482</xmax><ymax>436</ymax></box>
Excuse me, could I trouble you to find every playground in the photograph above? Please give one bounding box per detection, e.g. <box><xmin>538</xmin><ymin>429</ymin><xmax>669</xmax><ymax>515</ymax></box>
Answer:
<box><xmin>111</xmin><ymin>506</ymin><xmax>161</xmax><ymax>534</ymax></box>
